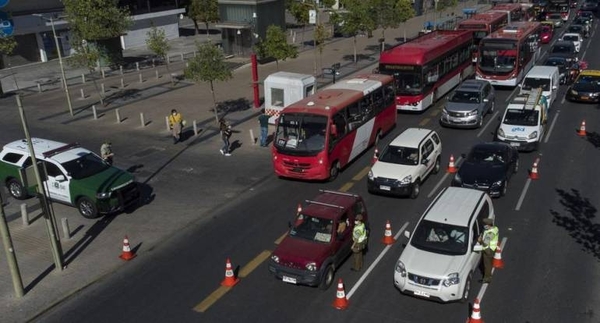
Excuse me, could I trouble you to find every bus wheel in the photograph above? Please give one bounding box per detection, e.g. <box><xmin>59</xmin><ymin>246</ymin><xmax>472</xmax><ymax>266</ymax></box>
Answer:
<box><xmin>328</xmin><ymin>162</ymin><xmax>340</xmax><ymax>182</ymax></box>
<box><xmin>374</xmin><ymin>130</ymin><xmax>382</xmax><ymax>146</ymax></box>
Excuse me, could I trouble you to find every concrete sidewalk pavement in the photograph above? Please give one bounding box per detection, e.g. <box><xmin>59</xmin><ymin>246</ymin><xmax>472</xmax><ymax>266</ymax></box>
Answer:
<box><xmin>0</xmin><ymin>2</ymin><xmax>489</xmax><ymax>322</ymax></box>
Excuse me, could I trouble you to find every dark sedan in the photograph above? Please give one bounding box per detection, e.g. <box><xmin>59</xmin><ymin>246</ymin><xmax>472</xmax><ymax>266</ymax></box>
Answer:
<box><xmin>566</xmin><ymin>70</ymin><xmax>600</xmax><ymax>103</ymax></box>
<box><xmin>451</xmin><ymin>142</ymin><xmax>519</xmax><ymax>198</ymax></box>
<box><xmin>542</xmin><ymin>56</ymin><xmax>571</xmax><ymax>84</ymax></box>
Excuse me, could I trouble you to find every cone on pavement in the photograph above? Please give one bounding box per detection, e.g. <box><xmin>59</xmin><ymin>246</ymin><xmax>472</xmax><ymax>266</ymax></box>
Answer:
<box><xmin>372</xmin><ymin>148</ymin><xmax>379</xmax><ymax>165</ymax></box>
<box><xmin>220</xmin><ymin>258</ymin><xmax>240</xmax><ymax>287</ymax></box>
<box><xmin>332</xmin><ymin>278</ymin><xmax>349</xmax><ymax>310</ymax></box>
<box><xmin>447</xmin><ymin>154</ymin><xmax>458</xmax><ymax>173</ymax></box>
<box><xmin>578</xmin><ymin>120</ymin><xmax>587</xmax><ymax>136</ymax></box>
<box><xmin>467</xmin><ymin>298</ymin><xmax>484</xmax><ymax>323</ymax></box>
<box><xmin>297</xmin><ymin>203</ymin><xmax>302</xmax><ymax>214</ymax></box>
<box><xmin>529</xmin><ymin>159</ymin><xmax>539</xmax><ymax>180</ymax></box>
<box><xmin>492</xmin><ymin>243</ymin><xmax>504</xmax><ymax>269</ymax></box>
<box><xmin>381</xmin><ymin>220</ymin><xmax>396</xmax><ymax>245</ymax></box>
<box><xmin>119</xmin><ymin>236</ymin><xmax>136</xmax><ymax>261</ymax></box>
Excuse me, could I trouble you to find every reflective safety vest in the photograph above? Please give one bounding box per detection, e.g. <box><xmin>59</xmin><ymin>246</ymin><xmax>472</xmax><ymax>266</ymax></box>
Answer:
<box><xmin>482</xmin><ymin>226</ymin><xmax>499</xmax><ymax>251</ymax></box>
<box><xmin>353</xmin><ymin>222</ymin><xmax>367</xmax><ymax>244</ymax></box>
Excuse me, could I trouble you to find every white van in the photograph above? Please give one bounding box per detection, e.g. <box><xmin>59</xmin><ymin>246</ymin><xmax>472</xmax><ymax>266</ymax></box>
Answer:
<box><xmin>519</xmin><ymin>65</ymin><xmax>560</xmax><ymax>108</ymax></box>
<box><xmin>394</xmin><ymin>187</ymin><xmax>495</xmax><ymax>303</ymax></box>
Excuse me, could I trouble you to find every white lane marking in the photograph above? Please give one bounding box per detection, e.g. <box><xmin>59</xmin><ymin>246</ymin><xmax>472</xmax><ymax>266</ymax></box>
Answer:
<box><xmin>476</xmin><ymin>237</ymin><xmax>508</xmax><ymax>303</ymax></box>
<box><xmin>347</xmin><ymin>221</ymin><xmax>410</xmax><ymax>300</ymax></box>
<box><xmin>515</xmin><ymin>178</ymin><xmax>532</xmax><ymax>211</ymax></box>
<box><xmin>427</xmin><ymin>156</ymin><xmax>463</xmax><ymax>198</ymax></box>
<box><xmin>544</xmin><ymin>110</ymin><xmax>560</xmax><ymax>143</ymax></box>
<box><xmin>505</xmin><ymin>87</ymin><xmax>520</xmax><ymax>103</ymax></box>
<box><xmin>477</xmin><ymin>111</ymin><xmax>500</xmax><ymax>138</ymax></box>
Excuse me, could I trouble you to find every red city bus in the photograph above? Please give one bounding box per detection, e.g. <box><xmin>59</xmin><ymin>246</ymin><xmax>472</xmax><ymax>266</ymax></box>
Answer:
<box><xmin>272</xmin><ymin>74</ymin><xmax>396</xmax><ymax>181</ymax></box>
<box><xmin>476</xmin><ymin>22</ymin><xmax>542</xmax><ymax>87</ymax></box>
<box><xmin>490</xmin><ymin>3</ymin><xmax>530</xmax><ymax>22</ymax></box>
<box><xmin>545</xmin><ymin>1</ymin><xmax>570</xmax><ymax>22</ymax></box>
<box><xmin>456</xmin><ymin>11</ymin><xmax>509</xmax><ymax>62</ymax></box>
<box><xmin>378</xmin><ymin>30</ymin><xmax>474</xmax><ymax>111</ymax></box>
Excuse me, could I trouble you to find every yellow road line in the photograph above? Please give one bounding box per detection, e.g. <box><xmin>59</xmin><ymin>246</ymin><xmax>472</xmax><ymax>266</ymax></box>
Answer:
<box><xmin>274</xmin><ymin>232</ymin><xmax>287</xmax><ymax>245</ymax></box>
<box><xmin>239</xmin><ymin>250</ymin><xmax>272</xmax><ymax>278</ymax></box>
<box><xmin>352</xmin><ymin>166</ymin><xmax>371</xmax><ymax>182</ymax></box>
<box><xmin>429</xmin><ymin>109</ymin><xmax>441</xmax><ymax>117</ymax></box>
<box><xmin>418</xmin><ymin>118</ymin><xmax>430</xmax><ymax>127</ymax></box>
<box><xmin>339</xmin><ymin>182</ymin><xmax>354</xmax><ymax>192</ymax></box>
<box><xmin>193</xmin><ymin>285</ymin><xmax>231</xmax><ymax>313</ymax></box>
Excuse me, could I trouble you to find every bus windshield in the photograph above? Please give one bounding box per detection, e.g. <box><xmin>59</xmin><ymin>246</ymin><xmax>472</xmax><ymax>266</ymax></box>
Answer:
<box><xmin>479</xmin><ymin>40</ymin><xmax>518</xmax><ymax>74</ymax></box>
<box><xmin>522</xmin><ymin>78</ymin><xmax>550</xmax><ymax>91</ymax></box>
<box><xmin>503</xmin><ymin>109</ymin><xmax>539</xmax><ymax>126</ymax></box>
<box><xmin>274</xmin><ymin>113</ymin><xmax>328</xmax><ymax>155</ymax></box>
<box><xmin>378</xmin><ymin>65</ymin><xmax>423</xmax><ymax>95</ymax></box>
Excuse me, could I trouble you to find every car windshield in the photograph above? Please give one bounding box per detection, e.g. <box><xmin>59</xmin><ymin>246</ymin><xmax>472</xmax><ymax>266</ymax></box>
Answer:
<box><xmin>61</xmin><ymin>153</ymin><xmax>110</xmax><ymax>180</ymax></box>
<box><xmin>522</xmin><ymin>77</ymin><xmax>550</xmax><ymax>91</ymax></box>
<box><xmin>552</xmin><ymin>44</ymin><xmax>573</xmax><ymax>54</ymax></box>
<box><xmin>544</xmin><ymin>58</ymin><xmax>565</xmax><ymax>68</ymax></box>
<box><xmin>410</xmin><ymin>220</ymin><xmax>469</xmax><ymax>256</ymax></box>
<box><xmin>274</xmin><ymin>113</ymin><xmax>328</xmax><ymax>155</ymax></box>
<box><xmin>503</xmin><ymin>109</ymin><xmax>540</xmax><ymax>126</ymax></box>
<box><xmin>449</xmin><ymin>90</ymin><xmax>480</xmax><ymax>103</ymax></box>
<box><xmin>289</xmin><ymin>214</ymin><xmax>333</xmax><ymax>244</ymax></box>
<box><xmin>467</xmin><ymin>146</ymin><xmax>507</xmax><ymax>164</ymax></box>
<box><xmin>563</xmin><ymin>35</ymin><xmax>579</xmax><ymax>41</ymax></box>
<box><xmin>568</xmin><ymin>26</ymin><xmax>583</xmax><ymax>33</ymax></box>
<box><xmin>550</xmin><ymin>14</ymin><xmax>562</xmax><ymax>19</ymax></box>
<box><xmin>378</xmin><ymin>145</ymin><xmax>419</xmax><ymax>165</ymax></box>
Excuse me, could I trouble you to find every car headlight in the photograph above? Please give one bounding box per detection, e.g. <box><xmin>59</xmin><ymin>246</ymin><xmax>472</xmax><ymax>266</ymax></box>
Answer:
<box><xmin>467</xmin><ymin>109</ymin><xmax>478</xmax><ymax>116</ymax></box>
<box><xmin>400</xmin><ymin>175</ymin><xmax>412</xmax><ymax>185</ymax></box>
<box><xmin>395</xmin><ymin>260</ymin><xmax>406</xmax><ymax>277</ymax></box>
<box><xmin>590</xmin><ymin>92</ymin><xmax>599</xmax><ymax>97</ymax></box>
<box><xmin>443</xmin><ymin>272</ymin><xmax>460</xmax><ymax>287</ymax></box>
<box><xmin>442</xmin><ymin>108</ymin><xmax>449</xmax><ymax>116</ymax></box>
<box><xmin>368</xmin><ymin>170</ymin><xmax>374</xmax><ymax>180</ymax></box>
<box><xmin>306</xmin><ymin>262</ymin><xmax>317</xmax><ymax>271</ymax></box>
<box><xmin>529</xmin><ymin>131</ymin><xmax>538</xmax><ymax>139</ymax></box>
<box><xmin>571</xmin><ymin>89</ymin><xmax>578</xmax><ymax>95</ymax></box>
<box><xmin>96</xmin><ymin>192</ymin><xmax>111</xmax><ymax>199</ymax></box>
<box><xmin>497</xmin><ymin>127</ymin><xmax>505</xmax><ymax>138</ymax></box>
<box><xmin>271</xmin><ymin>255</ymin><xmax>280</xmax><ymax>263</ymax></box>
<box><xmin>492</xmin><ymin>180</ymin><xmax>503</xmax><ymax>188</ymax></box>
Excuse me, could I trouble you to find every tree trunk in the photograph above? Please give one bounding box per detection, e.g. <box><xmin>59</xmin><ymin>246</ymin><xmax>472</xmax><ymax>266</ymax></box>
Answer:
<box><xmin>164</xmin><ymin>56</ymin><xmax>175</xmax><ymax>86</ymax></box>
<box><xmin>353</xmin><ymin>36</ymin><xmax>357</xmax><ymax>64</ymax></box>
<box><xmin>302</xmin><ymin>24</ymin><xmax>306</xmax><ymax>47</ymax></box>
<box><xmin>276</xmin><ymin>60</ymin><xmax>279</xmax><ymax>71</ymax></box>
<box><xmin>89</xmin><ymin>68</ymin><xmax>105</xmax><ymax>107</ymax></box>
<box><xmin>381</xmin><ymin>28</ymin><xmax>386</xmax><ymax>52</ymax></box>
<box><xmin>193</xmin><ymin>19</ymin><xmax>200</xmax><ymax>35</ymax></box>
<box><xmin>205</xmin><ymin>22</ymin><xmax>210</xmax><ymax>37</ymax></box>
<box><xmin>210</xmin><ymin>81</ymin><xmax>219</xmax><ymax>123</ymax></box>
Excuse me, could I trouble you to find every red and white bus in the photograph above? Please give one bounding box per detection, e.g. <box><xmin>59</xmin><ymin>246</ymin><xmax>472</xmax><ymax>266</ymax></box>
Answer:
<box><xmin>271</xmin><ymin>74</ymin><xmax>396</xmax><ymax>181</ymax></box>
<box><xmin>476</xmin><ymin>22</ymin><xmax>542</xmax><ymax>87</ymax></box>
<box><xmin>378</xmin><ymin>30</ymin><xmax>474</xmax><ymax>111</ymax></box>
<box><xmin>490</xmin><ymin>3</ymin><xmax>532</xmax><ymax>22</ymax></box>
<box><xmin>456</xmin><ymin>11</ymin><xmax>509</xmax><ymax>62</ymax></box>
<box><xmin>545</xmin><ymin>1</ymin><xmax>570</xmax><ymax>22</ymax></box>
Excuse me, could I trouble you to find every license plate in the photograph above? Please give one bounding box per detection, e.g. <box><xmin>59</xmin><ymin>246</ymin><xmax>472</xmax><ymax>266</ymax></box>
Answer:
<box><xmin>414</xmin><ymin>290</ymin><xmax>430</xmax><ymax>298</ymax></box>
<box><xmin>380</xmin><ymin>185</ymin><xmax>391</xmax><ymax>191</ymax></box>
<box><xmin>510</xmin><ymin>142</ymin><xmax>520</xmax><ymax>147</ymax></box>
<box><xmin>282</xmin><ymin>276</ymin><xmax>297</xmax><ymax>284</ymax></box>
<box><xmin>581</xmin><ymin>96</ymin><xmax>589</xmax><ymax>100</ymax></box>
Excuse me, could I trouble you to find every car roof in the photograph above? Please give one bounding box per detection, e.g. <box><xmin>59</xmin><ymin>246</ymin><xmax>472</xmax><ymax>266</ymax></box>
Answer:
<box><xmin>389</xmin><ymin>128</ymin><xmax>435</xmax><ymax>148</ymax></box>
<box><xmin>3</xmin><ymin>138</ymin><xmax>90</xmax><ymax>164</ymax></box>
<box><xmin>302</xmin><ymin>190</ymin><xmax>360</xmax><ymax>220</ymax></box>
<box><xmin>457</xmin><ymin>79</ymin><xmax>488</xmax><ymax>91</ymax></box>
<box><xmin>422</xmin><ymin>187</ymin><xmax>486</xmax><ymax>227</ymax></box>
<box><xmin>471</xmin><ymin>142</ymin><xmax>510</xmax><ymax>152</ymax></box>
<box><xmin>579</xmin><ymin>70</ymin><xmax>600</xmax><ymax>77</ymax></box>
<box><xmin>526</xmin><ymin>65</ymin><xmax>559</xmax><ymax>77</ymax></box>
<box><xmin>562</xmin><ymin>33</ymin><xmax>581</xmax><ymax>38</ymax></box>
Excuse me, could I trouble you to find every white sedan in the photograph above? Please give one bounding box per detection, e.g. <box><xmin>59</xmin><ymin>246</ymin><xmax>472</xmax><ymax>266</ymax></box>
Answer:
<box><xmin>560</xmin><ymin>33</ymin><xmax>583</xmax><ymax>53</ymax></box>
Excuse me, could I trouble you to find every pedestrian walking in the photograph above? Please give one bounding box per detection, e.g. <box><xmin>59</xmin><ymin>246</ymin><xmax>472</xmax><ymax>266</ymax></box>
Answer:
<box><xmin>100</xmin><ymin>140</ymin><xmax>114</xmax><ymax>166</ymax></box>
<box><xmin>258</xmin><ymin>109</ymin><xmax>270</xmax><ymax>147</ymax></box>
<box><xmin>351</xmin><ymin>214</ymin><xmax>367</xmax><ymax>271</ymax></box>
<box><xmin>478</xmin><ymin>218</ymin><xmax>499</xmax><ymax>284</ymax></box>
<box><xmin>219</xmin><ymin>118</ymin><xmax>232</xmax><ymax>156</ymax></box>
<box><xmin>168</xmin><ymin>109</ymin><xmax>184</xmax><ymax>144</ymax></box>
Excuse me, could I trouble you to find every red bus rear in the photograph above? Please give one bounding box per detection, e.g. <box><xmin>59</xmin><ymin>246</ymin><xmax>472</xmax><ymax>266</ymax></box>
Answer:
<box><xmin>545</xmin><ymin>2</ymin><xmax>570</xmax><ymax>21</ymax></box>
<box><xmin>272</xmin><ymin>74</ymin><xmax>396</xmax><ymax>181</ymax></box>
<box><xmin>378</xmin><ymin>30</ymin><xmax>474</xmax><ymax>111</ymax></box>
<box><xmin>456</xmin><ymin>11</ymin><xmax>509</xmax><ymax>62</ymax></box>
<box><xmin>490</xmin><ymin>3</ymin><xmax>531</xmax><ymax>22</ymax></box>
<box><xmin>476</xmin><ymin>22</ymin><xmax>542</xmax><ymax>87</ymax></box>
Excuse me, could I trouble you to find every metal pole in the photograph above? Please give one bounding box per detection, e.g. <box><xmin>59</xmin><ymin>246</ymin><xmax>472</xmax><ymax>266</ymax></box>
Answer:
<box><xmin>50</xmin><ymin>17</ymin><xmax>74</xmax><ymax>117</ymax></box>
<box><xmin>16</xmin><ymin>95</ymin><xmax>64</xmax><ymax>271</ymax></box>
<box><xmin>0</xmin><ymin>194</ymin><xmax>24</xmax><ymax>298</ymax></box>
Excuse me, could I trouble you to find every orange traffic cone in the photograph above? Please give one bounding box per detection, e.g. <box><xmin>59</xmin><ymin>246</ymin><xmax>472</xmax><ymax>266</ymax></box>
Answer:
<box><xmin>381</xmin><ymin>220</ymin><xmax>396</xmax><ymax>245</ymax></box>
<box><xmin>372</xmin><ymin>148</ymin><xmax>379</xmax><ymax>165</ymax></box>
<box><xmin>220</xmin><ymin>258</ymin><xmax>240</xmax><ymax>287</ymax></box>
<box><xmin>529</xmin><ymin>159</ymin><xmax>539</xmax><ymax>180</ymax></box>
<box><xmin>447</xmin><ymin>154</ymin><xmax>458</xmax><ymax>173</ymax></box>
<box><xmin>119</xmin><ymin>236</ymin><xmax>136</xmax><ymax>261</ymax></box>
<box><xmin>578</xmin><ymin>120</ymin><xmax>587</xmax><ymax>136</ymax></box>
<box><xmin>297</xmin><ymin>203</ymin><xmax>302</xmax><ymax>214</ymax></box>
<box><xmin>493</xmin><ymin>243</ymin><xmax>504</xmax><ymax>269</ymax></box>
<box><xmin>467</xmin><ymin>298</ymin><xmax>484</xmax><ymax>323</ymax></box>
<box><xmin>332</xmin><ymin>278</ymin><xmax>349</xmax><ymax>310</ymax></box>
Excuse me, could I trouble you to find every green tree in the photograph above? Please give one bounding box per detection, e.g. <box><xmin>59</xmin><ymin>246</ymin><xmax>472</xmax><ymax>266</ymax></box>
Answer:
<box><xmin>184</xmin><ymin>42</ymin><xmax>233</xmax><ymax>123</ymax></box>
<box><xmin>260</xmin><ymin>25</ymin><xmax>298</xmax><ymax>70</ymax></box>
<box><xmin>396</xmin><ymin>0</ymin><xmax>416</xmax><ymax>41</ymax></box>
<box><xmin>187</xmin><ymin>0</ymin><xmax>220</xmax><ymax>36</ymax></box>
<box><xmin>338</xmin><ymin>0</ymin><xmax>375</xmax><ymax>63</ymax></box>
<box><xmin>287</xmin><ymin>0</ymin><xmax>311</xmax><ymax>46</ymax></box>
<box><xmin>146</xmin><ymin>25</ymin><xmax>174</xmax><ymax>86</ymax></box>
<box><xmin>314</xmin><ymin>23</ymin><xmax>329</xmax><ymax>73</ymax></box>
<box><xmin>0</xmin><ymin>33</ymin><xmax>17</xmax><ymax>96</ymax></box>
<box><xmin>371</xmin><ymin>0</ymin><xmax>415</xmax><ymax>49</ymax></box>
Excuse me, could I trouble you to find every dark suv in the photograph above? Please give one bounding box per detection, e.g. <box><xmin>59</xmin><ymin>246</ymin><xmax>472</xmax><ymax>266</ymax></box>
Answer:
<box><xmin>268</xmin><ymin>190</ymin><xmax>369</xmax><ymax>290</ymax></box>
<box><xmin>440</xmin><ymin>80</ymin><xmax>495</xmax><ymax>128</ymax></box>
<box><xmin>550</xmin><ymin>41</ymin><xmax>578</xmax><ymax>63</ymax></box>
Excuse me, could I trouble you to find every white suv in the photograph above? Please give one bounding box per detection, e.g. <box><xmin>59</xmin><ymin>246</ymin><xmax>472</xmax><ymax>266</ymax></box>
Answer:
<box><xmin>367</xmin><ymin>128</ymin><xmax>441</xmax><ymax>199</ymax></box>
<box><xmin>394</xmin><ymin>187</ymin><xmax>495</xmax><ymax>303</ymax></box>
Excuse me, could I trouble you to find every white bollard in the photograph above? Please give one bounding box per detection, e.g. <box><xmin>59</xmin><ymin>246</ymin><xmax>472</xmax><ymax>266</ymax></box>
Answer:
<box><xmin>119</xmin><ymin>65</ymin><xmax>123</xmax><ymax>75</ymax></box>
<box><xmin>101</xmin><ymin>69</ymin><xmax>105</xmax><ymax>78</ymax></box>
<box><xmin>37</xmin><ymin>83</ymin><xmax>42</xmax><ymax>93</ymax></box>
<box><xmin>61</xmin><ymin>218</ymin><xmax>71</xmax><ymax>239</ymax></box>
<box><xmin>101</xmin><ymin>83</ymin><xmax>105</xmax><ymax>94</ymax></box>
<box><xmin>92</xmin><ymin>105</ymin><xmax>98</xmax><ymax>120</ymax></box>
<box><xmin>193</xmin><ymin>120</ymin><xmax>198</xmax><ymax>136</ymax></box>
<box><xmin>155</xmin><ymin>69</ymin><xmax>159</xmax><ymax>79</ymax></box>
<box><xmin>21</xmin><ymin>204</ymin><xmax>29</xmax><ymax>226</ymax></box>
<box><xmin>120</xmin><ymin>78</ymin><xmax>125</xmax><ymax>88</ymax></box>
<box><xmin>139</xmin><ymin>73</ymin><xmax>143</xmax><ymax>83</ymax></box>
<box><xmin>180</xmin><ymin>53</ymin><xmax>184</xmax><ymax>61</ymax></box>
<box><xmin>80</xmin><ymin>88</ymin><xmax>85</xmax><ymax>99</ymax></box>
<box><xmin>165</xmin><ymin>116</ymin><xmax>170</xmax><ymax>131</ymax></box>
<box><xmin>116</xmin><ymin>109</ymin><xmax>121</xmax><ymax>123</ymax></box>
<box><xmin>136</xmin><ymin>62</ymin><xmax>140</xmax><ymax>71</ymax></box>
<box><xmin>81</xmin><ymin>73</ymin><xmax>86</xmax><ymax>83</ymax></box>
<box><xmin>140</xmin><ymin>112</ymin><xmax>145</xmax><ymax>127</ymax></box>
<box><xmin>250</xmin><ymin>129</ymin><xmax>256</xmax><ymax>145</ymax></box>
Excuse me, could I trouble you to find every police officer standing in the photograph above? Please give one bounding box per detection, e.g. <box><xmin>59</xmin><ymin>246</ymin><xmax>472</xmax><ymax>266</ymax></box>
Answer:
<box><xmin>479</xmin><ymin>218</ymin><xmax>499</xmax><ymax>283</ymax></box>
<box><xmin>351</xmin><ymin>214</ymin><xmax>367</xmax><ymax>271</ymax></box>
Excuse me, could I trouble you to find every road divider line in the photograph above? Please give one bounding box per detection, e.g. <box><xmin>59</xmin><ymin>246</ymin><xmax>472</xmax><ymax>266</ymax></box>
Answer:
<box><xmin>193</xmin><ymin>285</ymin><xmax>231</xmax><ymax>313</ymax></box>
<box><xmin>429</xmin><ymin>109</ymin><xmax>440</xmax><ymax>117</ymax></box>
<box><xmin>419</xmin><ymin>118</ymin><xmax>430</xmax><ymax>127</ymax></box>
<box><xmin>477</xmin><ymin>111</ymin><xmax>499</xmax><ymax>138</ymax></box>
<box><xmin>515</xmin><ymin>178</ymin><xmax>532</xmax><ymax>211</ymax></box>
<box><xmin>239</xmin><ymin>250</ymin><xmax>272</xmax><ymax>278</ymax></box>
<box><xmin>427</xmin><ymin>156</ymin><xmax>462</xmax><ymax>198</ymax></box>
<box><xmin>352</xmin><ymin>166</ymin><xmax>371</xmax><ymax>182</ymax></box>
<box><xmin>339</xmin><ymin>182</ymin><xmax>354</xmax><ymax>192</ymax></box>
<box><xmin>544</xmin><ymin>110</ymin><xmax>560</xmax><ymax>143</ymax></box>
<box><xmin>505</xmin><ymin>86</ymin><xmax>520</xmax><ymax>103</ymax></box>
<box><xmin>274</xmin><ymin>232</ymin><xmax>287</xmax><ymax>245</ymax></box>
<box><xmin>476</xmin><ymin>237</ymin><xmax>508</xmax><ymax>303</ymax></box>
<box><xmin>347</xmin><ymin>221</ymin><xmax>410</xmax><ymax>300</ymax></box>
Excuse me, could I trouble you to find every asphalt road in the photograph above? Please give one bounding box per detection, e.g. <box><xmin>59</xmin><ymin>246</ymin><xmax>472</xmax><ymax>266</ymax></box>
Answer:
<box><xmin>31</xmin><ymin>17</ymin><xmax>600</xmax><ymax>323</ymax></box>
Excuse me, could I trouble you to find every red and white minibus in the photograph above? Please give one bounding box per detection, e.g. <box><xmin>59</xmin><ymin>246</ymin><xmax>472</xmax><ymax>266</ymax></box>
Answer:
<box><xmin>456</xmin><ymin>10</ymin><xmax>509</xmax><ymax>62</ymax></box>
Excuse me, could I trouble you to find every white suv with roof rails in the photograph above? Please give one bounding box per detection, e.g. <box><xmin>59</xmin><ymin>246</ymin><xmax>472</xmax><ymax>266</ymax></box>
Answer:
<box><xmin>394</xmin><ymin>187</ymin><xmax>495</xmax><ymax>303</ymax></box>
<box><xmin>367</xmin><ymin>128</ymin><xmax>442</xmax><ymax>199</ymax></box>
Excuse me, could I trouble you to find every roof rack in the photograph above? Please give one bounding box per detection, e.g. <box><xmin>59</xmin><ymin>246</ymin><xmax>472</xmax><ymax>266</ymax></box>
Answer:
<box><xmin>42</xmin><ymin>142</ymin><xmax>80</xmax><ymax>158</ymax></box>
<box><xmin>523</xmin><ymin>88</ymin><xmax>543</xmax><ymax>111</ymax></box>
<box><xmin>318</xmin><ymin>189</ymin><xmax>359</xmax><ymax>198</ymax></box>
<box><xmin>304</xmin><ymin>199</ymin><xmax>345</xmax><ymax>210</ymax></box>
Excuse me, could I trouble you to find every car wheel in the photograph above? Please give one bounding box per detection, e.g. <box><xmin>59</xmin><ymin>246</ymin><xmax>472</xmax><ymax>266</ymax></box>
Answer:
<box><xmin>319</xmin><ymin>265</ymin><xmax>335</xmax><ymax>290</ymax></box>
<box><xmin>432</xmin><ymin>156</ymin><xmax>441</xmax><ymax>174</ymax></box>
<box><xmin>77</xmin><ymin>197</ymin><xmax>100</xmax><ymax>219</ymax></box>
<box><xmin>328</xmin><ymin>161</ymin><xmax>340</xmax><ymax>182</ymax></box>
<box><xmin>501</xmin><ymin>180</ymin><xmax>508</xmax><ymax>197</ymax></box>
<box><xmin>477</xmin><ymin>114</ymin><xmax>484</xmax><ymax>128</ymax></box>
<box><xmin>7</xmin><ymin>179</ymin><xmax>28</xmax><ymax>200</ymax></box>
<box><xmin>410</xmin><ymin>180</ymin><xmax>420</xmax><ymax>199</ymax></box>
<box><xmin>514</xmin><ymin>159</ymin><xmax>519</xmax><ymax>173</ymax></box>
<box><xmin>489</xmin><ymin>101</ymin><xmax>495</xmax><ymax>114</ymax></box>
<box><xmin>461</xmin><ymin>273</ymin><xmax>473</xmax><ymax>303</ymax></box>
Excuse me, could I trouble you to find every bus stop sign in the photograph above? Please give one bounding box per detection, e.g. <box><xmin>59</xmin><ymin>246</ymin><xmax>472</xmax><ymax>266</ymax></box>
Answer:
<box><xmin>0</xmin><ymin>11</ymin><xmax>14</xmax><ymax>36</ymax></box>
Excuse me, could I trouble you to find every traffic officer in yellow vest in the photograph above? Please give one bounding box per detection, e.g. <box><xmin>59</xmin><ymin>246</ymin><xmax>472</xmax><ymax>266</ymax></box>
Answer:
<box><xmin>351</xmin><ymin>214</ymin><xmax>367</xmax><ymax>271</ymax></box>
<box><xmin>478</xmin><ymin>218</ymin><xmax>499</xmax><ymax>283</ymax></box>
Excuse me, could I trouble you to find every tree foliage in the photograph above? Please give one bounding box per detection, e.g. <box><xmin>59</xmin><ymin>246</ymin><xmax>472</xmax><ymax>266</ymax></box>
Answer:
<box><xmin>184</xmin><ymin>42</ymin><xmax>233</xmax><ymax>122</ymax></box>
<box><xmin>258</xmin><ymin>25</ymin><xmax>298</xmax><ymax>70</ymax></box>
<box><xmin>0</xmin><ymin>33</ymin><xmax>17</xmax><ymax>95</ymax></box>
<box><xmin>146</xmin><ymin>25</ymin><xmax>175</xmax><ymax>85</ymax></box>
<box><xmin>338</xmin><ymin>0</ymin><xmax>376</xmax><ymax>63</ymax></box>
<box><xmin>371</xmin><ymin>0</ymin><xmax>415</xmax><ymax>41</ymax></box>
<box><xmin>187</xmin><ymin>0</ymin><xmax>220</xmax><ymax>35</ymax></box>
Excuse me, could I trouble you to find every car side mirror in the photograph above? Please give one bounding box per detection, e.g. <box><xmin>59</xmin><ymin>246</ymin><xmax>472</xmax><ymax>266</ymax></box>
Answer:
<box><xmin>473</xmin><ymin>243</ymin><xmax>483</xmax><ymax>252</ymax></box>
<box><xmin>421</xmin><ymin>158</ymin><xmax>429</xmax><ymax>165</ymax></box>
<box><xmin>56</xmin><ymin>175</ymin><xmax>66</xmax><ymax>182</ymax></box>
<box><xmin>404</xmin><ymin>230</ymin><xmax>411</xmax><ymax>239</ymax></box>
<box><xmin>552</xmin><ymin>85</ymin><xmax>557</xmax><ymax>90</ymax></box>
<box><xmin>483</xmin><ymin>98</ymin><xmax>489</xmax><ymax>103</ymax></box>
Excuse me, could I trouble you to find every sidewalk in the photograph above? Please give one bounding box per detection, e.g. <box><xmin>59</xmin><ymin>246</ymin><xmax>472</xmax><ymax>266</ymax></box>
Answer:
<box><xmin>0</xmin><ymin>2</ymin><xmax>488</xmax><ymax>322</ymax></box>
